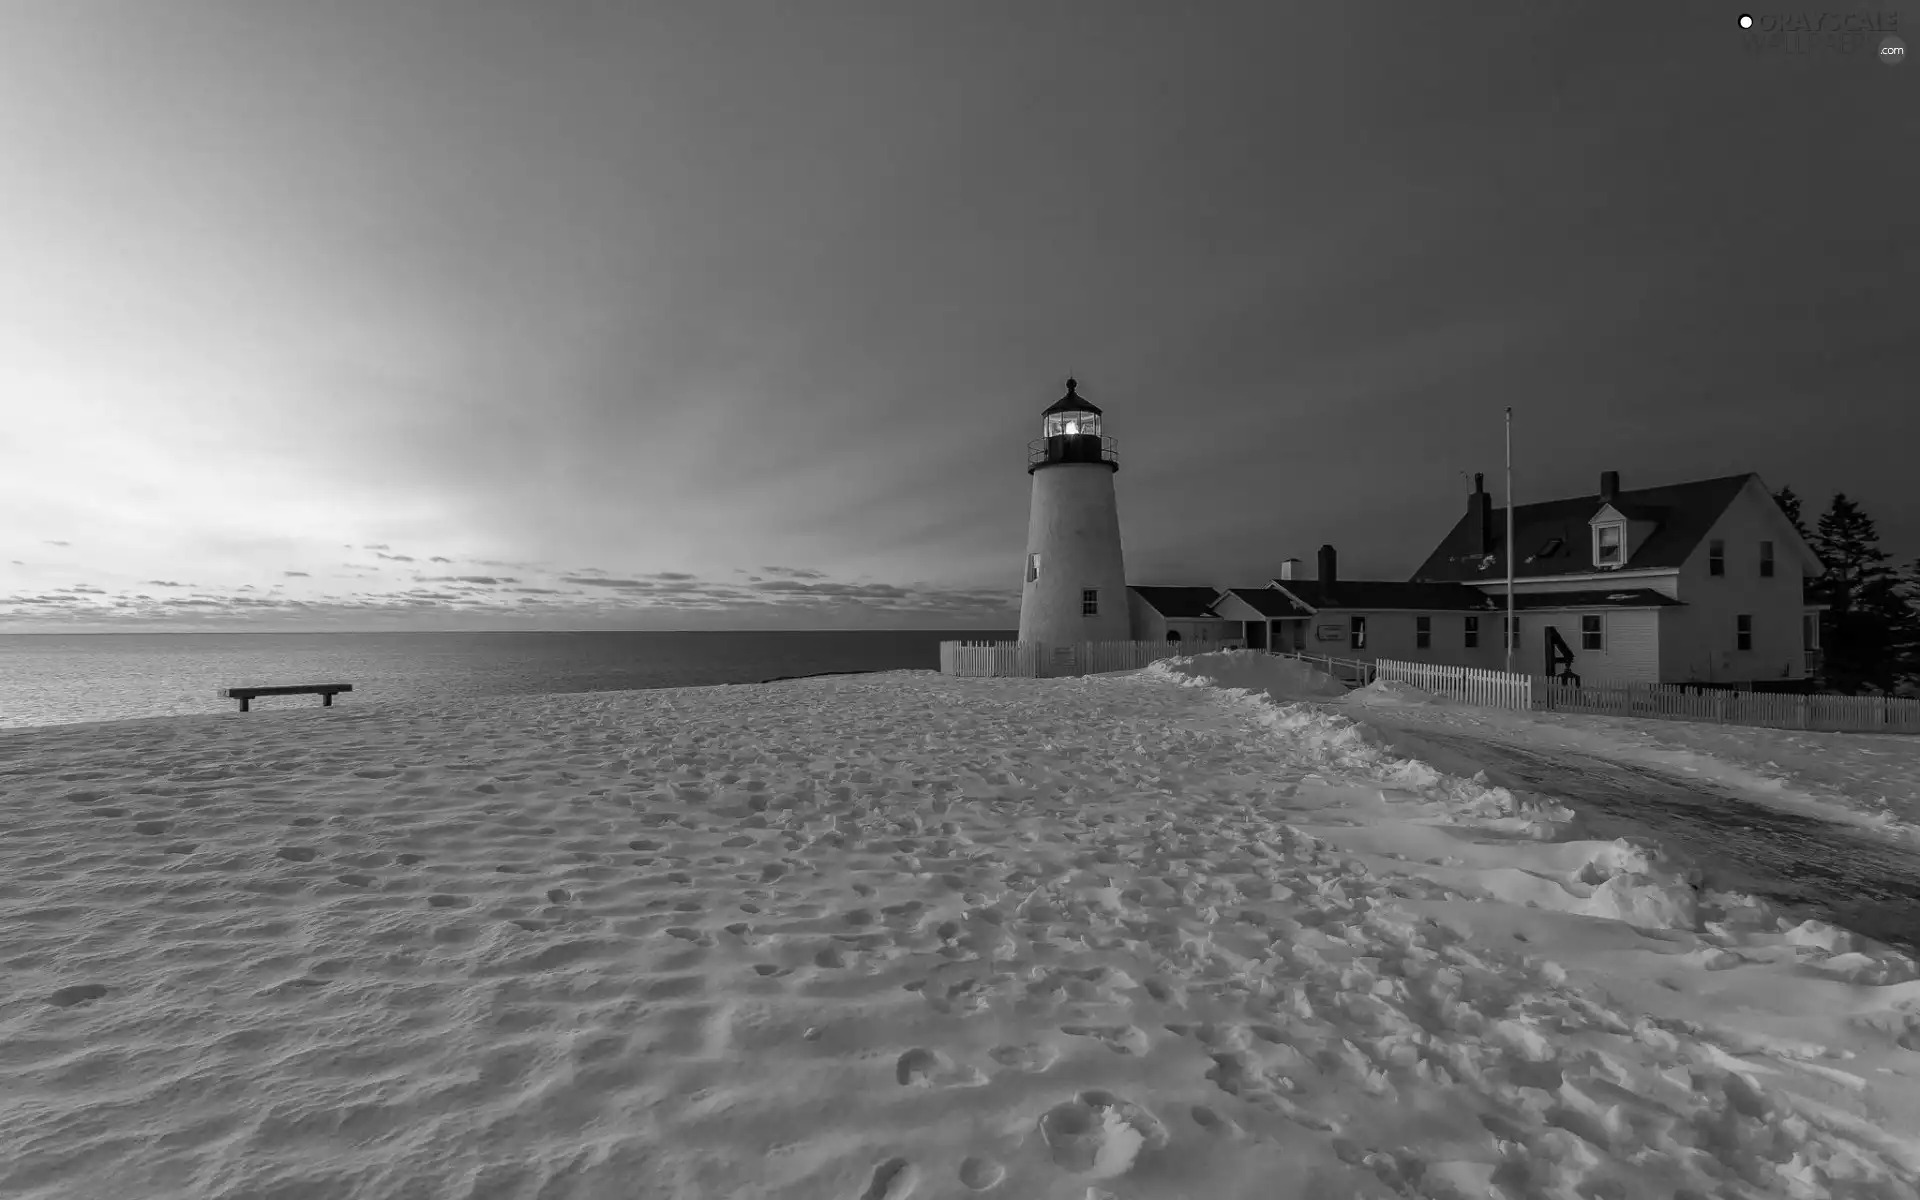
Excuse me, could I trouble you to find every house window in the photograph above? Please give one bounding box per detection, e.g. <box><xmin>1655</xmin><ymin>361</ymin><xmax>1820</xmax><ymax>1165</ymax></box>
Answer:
<box><xmin>1595</xmin><ymin>524</ymin><xmax>1623</xmax><ymax>567</ymax></box>
<box><xmin>1737</xmin><ymin>614</ymin><xmax>1753</xmax><ymax>651</ymax></box>
<box><xmin>1415</xmin><ymin>615</ymin><xmax>1431</xmax><ymax>649</ymax></box>
<box><xmin>1802</xmin><ymin>614</ymin><xmax>1820</xmax><ymax>650</ymax></box>
<box><xmin>1464</xmin><ymin>615</ymin><xmax>1479</xmax><ymax>648</ymax></box>
<box><xmin>1536</xmin><ymin>537</ymin><xmax>1564</xmax><ymax>558</ymax></box>
<box><xmin>1350</xmin><ymin>615</ymin><xmax>1367</xmax><ymax>651</ymax></box>
<box><xmin>1026</xmin><ymin>553</ymin><xmax>1040</xmax><ymax>583</ymax></box>
<box><xmin>1081</xmin><ymin>589</ymin><xmax>1098</xmax><ymax>616</ymax></box>
<box><xmin>1709</xmin><ymin>539</ymin><xmax>1725</xmax><ymax>576</ymax></box>
<box><xmin>1580</xmin><ymin>614</ymin><xmax>1603</xmax><ymax>651</ymax></box>
<box><xmin>1760</xmin><ymin>541</ymin><xmax>1775</xmax><ymax>577</ymax></box>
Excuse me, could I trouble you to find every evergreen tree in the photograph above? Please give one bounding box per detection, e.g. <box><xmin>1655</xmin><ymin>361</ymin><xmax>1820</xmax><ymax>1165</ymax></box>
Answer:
<box><xmin>1899</xmin><ymin>558</ymin><xmax>1920</xmax><ymax>695</ymax></box>
<box><xmin>1809</xmin><ymin>494</ymin><xmax>1919</xmax><ymax>693</ymax></box>
<box><xmin>1773</xmin><ymin>486</ymin><xmax>1814</xmax><ymax>546</ymax></box>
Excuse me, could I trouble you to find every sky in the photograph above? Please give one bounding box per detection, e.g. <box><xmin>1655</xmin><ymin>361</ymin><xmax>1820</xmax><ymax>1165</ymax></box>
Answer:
<box><xmin>2</xmin><ymin>2</ymin><xmax>1913</xmax><ymax>633</ymax></box>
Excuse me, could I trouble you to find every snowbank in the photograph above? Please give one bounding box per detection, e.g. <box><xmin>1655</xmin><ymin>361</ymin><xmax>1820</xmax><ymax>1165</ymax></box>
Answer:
<box><xmin>1146</xmin><ymin>647</ymin><xmax>1353</xmax><ymax>700</ymax></box>
<box><xmin>1348</xmin><ymin>677</ymin><xmax>1451</xmax><ymax>706</ymax></box>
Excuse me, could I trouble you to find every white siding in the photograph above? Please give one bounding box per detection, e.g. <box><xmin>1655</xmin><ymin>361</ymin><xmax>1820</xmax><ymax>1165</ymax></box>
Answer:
<box><xmin>1662</xmin><ymin>477</ymin><xmax>1816</xmax><ymax>686</ymax></box>
<box><xmin>1165</xmin><ymin>618</ymin><xmax>1244</xmax><ymax>645</ymax></box>
<box><xmin>1125</xmin><ymin>589</ymin><xmax>1165</xmax><ymax>642</ymax></box>
<box><xmin>1512</xmin><ymin>609</ymin><xmax>1658</xmax><ymax>686</ymax></box>
<box><xmin>1599</xmin><ymin>609</ymin><xmax>1660</xmax><ymax>684</ymax></box>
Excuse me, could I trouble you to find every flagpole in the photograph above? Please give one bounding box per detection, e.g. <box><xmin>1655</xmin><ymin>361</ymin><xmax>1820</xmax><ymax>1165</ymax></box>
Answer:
<box><xmin>1505</xmin><ymin>406</ymin><xmax>1515</xmax><ymax>675</ymax></box>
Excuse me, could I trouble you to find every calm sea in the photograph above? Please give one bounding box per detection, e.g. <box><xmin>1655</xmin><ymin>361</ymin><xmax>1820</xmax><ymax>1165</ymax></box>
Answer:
<box><xmin>0</xmin><ymin>629</ymin><xmax>1017</xmax><ymax>730</ymax></box>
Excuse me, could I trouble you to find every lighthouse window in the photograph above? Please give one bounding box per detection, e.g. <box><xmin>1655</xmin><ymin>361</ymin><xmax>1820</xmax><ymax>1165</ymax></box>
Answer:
<box><xmin>1081</xmin><ymin>589</ymin><xmax>1098</xmax><ymax>615</ymax></box>
<box><xmin>1026</xmin><ymin>554</ymin><xmax>1040</xmax><ymax>583</ymax></box>
<box><xmin>1044</xmin><ymin>412</ymin><xmax>1102</xmax><ymax>438</ymax></box>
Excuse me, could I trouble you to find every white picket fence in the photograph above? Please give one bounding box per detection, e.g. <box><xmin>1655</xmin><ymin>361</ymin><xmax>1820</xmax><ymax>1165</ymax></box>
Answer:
<box><xmin>1534</xmin><ymin>678</ymin><xmax>1920</xmax><ymax>734</ymax></box>
<box><xmin>1374</xmin><ymin>657</ymin><xmax>1537</xmax><ymax>711</ymax></box>
<box><xmin>1277</xmin><ymin>653</ymin><xmax>1536</xmax><ymax>710</ymax></box>
<box><xmin>939</xmin><ymin>639</ymin><xmax>1184</xmax><ymax>678</ymax></box>
<box><xmin>940</xmin><ymin>640</ymin><xmax>1044</xmax><ymax>677</ymax></box>
<box><xmin>1280</xmin><ymin>651</ymin><xmax>1920</xmax><ymax>733</ymax></box>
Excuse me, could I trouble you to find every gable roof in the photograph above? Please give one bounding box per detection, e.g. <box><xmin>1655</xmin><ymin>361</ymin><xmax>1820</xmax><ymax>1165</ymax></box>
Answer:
<box><xmin>1272</xmin><ymin>579</ymin><xmax>1496</xmax><ymax>612</ymax></box>
<box><xmin>1225</xmin><ymin>587</ymin><xmax>1310</xmax><ymax>617</ymax></box>
<box><xmin>1128</xmin><ymin>586</ymin><xmax>1227</xmax><ymax>619</ymax></box>
<box><xmin>1412</xmin><ymin>473</ymin><xmax>1756</xmax><ymax>584</ymax></box>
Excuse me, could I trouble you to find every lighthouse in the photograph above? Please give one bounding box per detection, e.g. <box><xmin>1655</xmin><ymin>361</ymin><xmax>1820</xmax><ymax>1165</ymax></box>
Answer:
<box><xmin>1017</xmin><ymin>378</ymin><xmax>1131</xmax><ymax>648</ymax></box>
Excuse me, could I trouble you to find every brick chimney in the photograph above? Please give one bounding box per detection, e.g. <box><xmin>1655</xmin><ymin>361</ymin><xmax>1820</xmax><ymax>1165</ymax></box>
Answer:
<box><xmin>1466</xmin><ymin>472</ymin><xmax>1492</xmax><ymax>555</ymax></box>
<box><xmin>1278</xmin><ymin>557</ymin><xmax>1301</xmax><ymax>581</ymax></box>
<box><xmin>1600</xmin><ymin>471</ymin><xmax>1619</xmax><ymax>504</ymax></box>
<box><xmin>1317</xmin><ymin>544</ymin><xmax>1337</xmax><ymax>591</ymax></box>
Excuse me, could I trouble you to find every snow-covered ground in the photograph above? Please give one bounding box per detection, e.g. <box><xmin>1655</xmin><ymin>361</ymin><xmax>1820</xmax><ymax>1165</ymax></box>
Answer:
<box><xmin>1</xmin><ymin>655</ymin><xmax>1917</xmax><ymax>1199</ymax></box>
<box><xmin>1342</xmin><ymin>677</ymin><xmax>1920</xmax><ymax>843</ymax></box>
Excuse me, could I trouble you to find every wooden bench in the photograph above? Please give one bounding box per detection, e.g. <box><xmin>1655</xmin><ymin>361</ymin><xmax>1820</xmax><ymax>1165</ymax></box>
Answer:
<box><xmin>222</xmin><ymin>683</ymin><xmax>353</xmax><ymax>713</ymax></box>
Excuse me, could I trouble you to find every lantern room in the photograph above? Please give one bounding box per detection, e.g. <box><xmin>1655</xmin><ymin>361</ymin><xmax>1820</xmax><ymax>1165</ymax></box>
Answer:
<box><xmin>1029</xmin><ymin>377</ymin><xmax>1120</xmax><ymax>474</ymax></box>
<box><xmin>1041</xmin><ymin>378</ymin><xmax>1104</xmax><ymax>438</ymax></box>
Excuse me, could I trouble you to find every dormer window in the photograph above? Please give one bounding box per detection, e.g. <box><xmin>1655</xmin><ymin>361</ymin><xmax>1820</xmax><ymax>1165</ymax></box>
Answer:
<box><xmin>1594</xmin><ymin>523</ymin><xmax>1623</xmax><ymax>568</ymax></box>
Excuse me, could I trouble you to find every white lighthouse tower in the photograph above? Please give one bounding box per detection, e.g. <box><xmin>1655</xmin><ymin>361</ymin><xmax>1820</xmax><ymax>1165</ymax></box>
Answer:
<box><xmin>1018</xmin><ymin>377</ymin><xmax>1130</xmax><ymax>648</ymax></box>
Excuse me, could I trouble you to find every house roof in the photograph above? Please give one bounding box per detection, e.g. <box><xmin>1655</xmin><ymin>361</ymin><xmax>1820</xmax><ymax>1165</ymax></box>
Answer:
<box><xmin>1499</xmin><ymin>588</ymin><xmax>1682</xmax><ymax>610</ymax></box>
<box><xmin>1412</xmin><ymin>473</ymin><xmax>1757</xmax><ymax>583</ymax></box>
<box><xmin>1225</xmin><ymin>587</ymin><xmax>1310</xmax><ymax>617</ymax></box>
<box><xmin>1040</xmin><ymin>377</ymin><xmax>1103</xmax><ymax>417</ymax></box>
<box><xmin>1128</xmin><ymin>586</ymin><xmax>1227</xmax><ymax>619</ymax></box>
<box><xmin>1602</xmin><ymin>501</ymin><xmax>1667</xmax><ymax>522</ymax></box>
<box><xmin>1270</xmin><ymin>579</ymin><xmax>1497</xmax><ymax>612</ymax></box>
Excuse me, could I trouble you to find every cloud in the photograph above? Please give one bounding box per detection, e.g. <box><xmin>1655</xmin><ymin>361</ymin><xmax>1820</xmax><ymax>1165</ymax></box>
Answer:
<box><xmin>749</xmin><ymin>579</ymin><xmax>911</xmax><ymax>598</ymax></box>
<box><xmin>0</xmin><ymin>562</ymin><xmax>1020</xmax><ymax>632</ymax></box>
<box><xmin>362</xmin><ymin>544</ymin><xmax>390</xmax><ymax>550</ymax></box>
<box><xmin>43</xmin><ymin>540</ymin><xmax>71</xmax><ymax>548</ymax></box>
<box><xmin>375</xmin><ymin>552</ymin><xmax>416</xmax><ymax>562</ymax></box>
<box><xmin>761</xmin><ymin>566</ymin><xmax>827</xmax><ymax>579</ymax></box>
<box><xmin>561</xmin><ymin>576</ymin><xmax>654</xmax><ymax>589</ymax></box>
<box><xmin>429</xmin><ymin>556</ymin><xmax>453</xmax><ymax>563</ymax></box>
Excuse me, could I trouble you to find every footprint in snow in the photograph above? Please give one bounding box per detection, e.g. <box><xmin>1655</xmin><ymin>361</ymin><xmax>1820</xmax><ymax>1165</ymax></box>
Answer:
<box><xmin>856</xmin><ymin>1156</ymin><xmax>917</xmax><ymax>1200</ymax></box>
<box><xmin>894</xmin><ymin>1047</ymin><xmax>986</xmax><ymax>1088</ymax></box>
<box><xmin>1059</xmin><ymin>1024</ymin><xmax>1152</xmax><ymax>1056</ymax></box>
<box><xmin>1038</xmin><ymin>1091</ymin><xmax>1167</xmax><ymax>1178</ymax></box>
<box><xmin>956</xmin><ymin>1157</ymin><xmax>1005</xmax><ymax>1191</ymax></box>
<box><xmin>987</xmin><ymin>1042</ymin><xmax>1059</xmax><ymax>1074</ymax></box>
